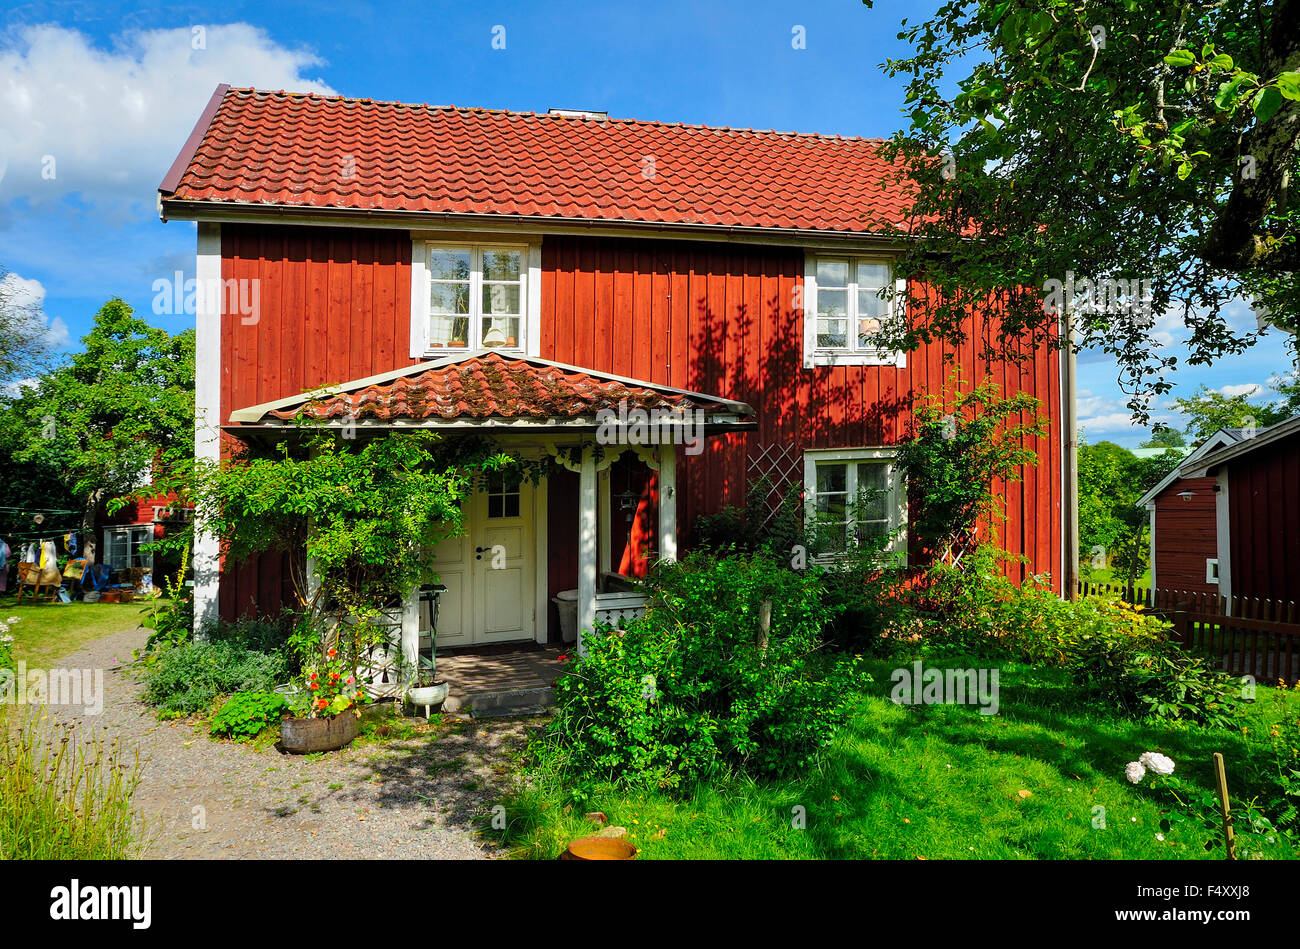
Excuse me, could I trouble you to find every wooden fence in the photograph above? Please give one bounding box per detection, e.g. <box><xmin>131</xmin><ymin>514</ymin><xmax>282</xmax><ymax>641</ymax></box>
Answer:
<box><xmin>1076</xmin><ymin>581</ymin><xmax>1300</xmax><ymax>685</ymax></box>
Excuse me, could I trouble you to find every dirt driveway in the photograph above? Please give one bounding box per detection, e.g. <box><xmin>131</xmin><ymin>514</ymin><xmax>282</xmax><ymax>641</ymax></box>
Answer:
<box><xmin>46</xmin><ymin>626</ymin><xmax>534</xmax><ymax>859</ymax></box>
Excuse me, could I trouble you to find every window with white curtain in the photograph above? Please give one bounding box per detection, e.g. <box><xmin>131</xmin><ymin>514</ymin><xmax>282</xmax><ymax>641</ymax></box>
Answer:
<box><xmin>422</xmin><ymin>243</ymin><xmax>527</xmax><ymax>352</ymax></box>
<box><xmin>803</xmin><ymin>255</ymin><xmax>906</xmax><ymax>367</ymax></box>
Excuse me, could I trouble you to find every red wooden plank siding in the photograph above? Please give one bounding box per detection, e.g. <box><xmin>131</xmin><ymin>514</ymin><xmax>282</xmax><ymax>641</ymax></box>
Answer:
<box><xmin>217</xmin><ymin>227</ymin><xmax>1062</xmax><ymax>619</ymax></box>
<box><xmin>218</xmin><ymin>224</ymin><xmax>414</xmax><ymax>618</ymax></box>
<box><xmin>540</xmin><ymin>235</ymin><xmax>1063</xmax><ymax>587</ymax></box>
<box><xmin>1153</xmin><ymin>475</ymin><xmax>1219</xmax><ymax>595</ymax></box>
<box><xmin>1227</xmin><ymin>433</ymin><xmax>1300</xmax><ymax>601</ymax></box>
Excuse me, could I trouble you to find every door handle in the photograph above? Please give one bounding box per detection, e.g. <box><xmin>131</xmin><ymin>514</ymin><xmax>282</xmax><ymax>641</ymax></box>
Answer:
<box><xmin>475</xmin><ymin>546</ymin><xmax>485</xmax><ymax>560</ymax></box>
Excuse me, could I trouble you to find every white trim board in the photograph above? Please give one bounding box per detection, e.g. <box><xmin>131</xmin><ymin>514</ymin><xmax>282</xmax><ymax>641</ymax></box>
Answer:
<box><xmin>1135</xmin><ymin>429</ymin><xmax>1243</xmax><ymax>508</ymax></box>
<box><xmin>192</xmin><ymin>222</ymin><xmax>222</xmax><ymax>631</ymax></box>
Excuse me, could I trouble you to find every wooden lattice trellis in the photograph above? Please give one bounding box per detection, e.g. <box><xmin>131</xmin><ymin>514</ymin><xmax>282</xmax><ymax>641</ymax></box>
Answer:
<box><xmin>745</xmin><ymin>443</ymin><xmax>803</xmax><ymax>526</ymax></box>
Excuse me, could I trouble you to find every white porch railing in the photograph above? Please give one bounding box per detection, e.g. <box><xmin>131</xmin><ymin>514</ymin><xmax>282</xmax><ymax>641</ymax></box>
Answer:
<box><xmin>594</xmin><ymin>591</ymin><xmax>647</xmax><ymax>629</ymax></box>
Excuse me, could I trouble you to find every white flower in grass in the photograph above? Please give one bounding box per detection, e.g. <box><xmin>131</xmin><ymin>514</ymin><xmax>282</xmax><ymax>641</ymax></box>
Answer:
<box><xmin>5</xmin><ymin>616</ymin><xmax>18</xmax><ymax>623</ymax></box>
<box><xmin>1155</xmin><ymin>833</ymin><xmax>1165</xmax><ymax>842</ymax></box>
<box><xmin>1125</xmin><ymin>761</ymin><xmax>1146</xmax><ymax>784</ymax></box>
<box><xmin>0</xmin><ymin>622</ymin><xmax>8</xmax><ymax>636</ymax></box>
<box><xmin>1140</xmin><ymin>752</ymin><xmax>1175</xmax><ymax>776</ymax></box>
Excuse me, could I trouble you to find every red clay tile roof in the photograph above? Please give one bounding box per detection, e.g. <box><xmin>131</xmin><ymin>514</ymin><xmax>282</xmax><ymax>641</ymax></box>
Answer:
<box><xmin>162</xmin><ymin>87</ymin><xmax>913</xmax><ymax>234</ymax></box>
<box><xmin>233</xmin><ymin>353</ymin><xmax>752</xmax><ymax>425</ymax></box>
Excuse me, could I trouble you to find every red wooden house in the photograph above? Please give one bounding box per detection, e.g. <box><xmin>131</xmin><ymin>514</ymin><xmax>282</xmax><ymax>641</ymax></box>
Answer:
<box><xmin>99</xmin><ymin>491</ymin><xmax>192</xmax><ymax>579</ymax></box>
<box><xmin>1142</xmin><ymin>416</ymin><xmax>1299</xmax><ymax>603</ymax></box>
<box><xmin>158</xmin><ymin>87</ymin><xmax>1064</xmax><ymax>666</ymax></box>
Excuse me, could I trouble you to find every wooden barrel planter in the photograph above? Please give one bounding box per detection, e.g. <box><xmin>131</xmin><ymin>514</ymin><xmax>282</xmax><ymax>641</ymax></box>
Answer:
<box><xmin>280</xmin><ymin>712</ymin><xmax>360</xmax><ymax>754</ymax></box>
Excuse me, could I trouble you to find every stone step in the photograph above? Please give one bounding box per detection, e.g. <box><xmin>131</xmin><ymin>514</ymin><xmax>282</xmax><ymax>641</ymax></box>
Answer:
<box><xmin>462</xmin><ymin>685</ymin><xmax>555</xmax><ymax>718</ymax></box>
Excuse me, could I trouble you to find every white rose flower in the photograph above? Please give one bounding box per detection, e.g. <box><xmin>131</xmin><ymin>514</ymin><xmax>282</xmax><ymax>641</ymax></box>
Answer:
<box><xmin>1125</xmin><ymin>761</ymin><xmax>1146</xmax><ymax>784</ymax></box>
<box><xmin>1140</xmin><ymin>752</ymin><xmax>1175</xmax><ymax>776</ymax></box>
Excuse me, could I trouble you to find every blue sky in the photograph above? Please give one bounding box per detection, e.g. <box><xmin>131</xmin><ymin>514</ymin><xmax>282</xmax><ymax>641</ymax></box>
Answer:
<box><xmin>0</xmin><ymin>0</ymin><xmax>1293</xmax><ymax>446</ymax></box>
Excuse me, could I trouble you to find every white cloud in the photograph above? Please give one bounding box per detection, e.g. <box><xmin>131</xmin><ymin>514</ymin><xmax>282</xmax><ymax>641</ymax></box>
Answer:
<box><xmin>1</xmin><ymin>271</ymin><xmax>68</xmax><ymax>348</ymax></box>
<box><xmin>1215</xmin><ymin>383</ymin><xmax>1264</xmax><ymax>398</ymax></box>
<box><xmin>0</xmin><ymin>23</ymin><xmax>335</xmax><ymax>211</ymax></box>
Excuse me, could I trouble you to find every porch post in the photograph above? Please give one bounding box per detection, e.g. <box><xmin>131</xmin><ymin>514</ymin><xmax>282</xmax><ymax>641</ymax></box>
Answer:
<box><xmin>400</xmin><ymin>589</ymin><xmax>419</xmax><ymax>683</ymax></box>
<box><xmin>578</xmin><ymin>445</ymin><xmax>598</xmax><ymax>655</ymax></box>
<box><xmin>658</xmin><ymin>443</ymin><xmax>677</xmax><ymax>562</ymax></box>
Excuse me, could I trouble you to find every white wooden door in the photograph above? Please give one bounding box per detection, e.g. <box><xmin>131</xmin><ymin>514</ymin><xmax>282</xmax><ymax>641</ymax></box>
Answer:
<box><xmin>426</xmin><ymin>470</ymin><xmax>535</xmax><ymax>647</ymax></box>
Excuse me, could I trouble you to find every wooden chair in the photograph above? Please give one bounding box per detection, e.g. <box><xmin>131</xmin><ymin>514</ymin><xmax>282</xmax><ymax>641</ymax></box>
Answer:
<box><xmin>15</xmin><ymin>561</ymin><xmax>62</xmax><ymax>603</ymax></box>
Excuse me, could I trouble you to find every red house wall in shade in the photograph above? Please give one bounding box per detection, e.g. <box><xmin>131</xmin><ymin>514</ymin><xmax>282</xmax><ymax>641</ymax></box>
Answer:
<box><xmin>1152</xmin><ymin>475</ymin><xmax>1219</xmax><ymax>595</ymax></box>
<box><xmin>1226</xmin><ymin>432</ymin><xmax>1300</xmax><ymax>601</ymax></box>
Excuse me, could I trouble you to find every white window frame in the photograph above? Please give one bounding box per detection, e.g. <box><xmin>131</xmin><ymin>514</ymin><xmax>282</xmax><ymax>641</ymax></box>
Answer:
<box><xmin>409</xmin><ymin>237</ymin><xmax>542</xmax><ymax>359</ymax></box>
<box><xmin>802</xmin><ymin>253</ymin><xmax>906</xmax><ymax>368</ymax></box>
<box><xmin>102</xmin><ymin>525</ymin><xmax>154</xmax><ymax>573</ymax></box>
<box><xmin>802</xmin><ymin>447</ymin><xmax>908</xmax><ymax>562</ymax></box>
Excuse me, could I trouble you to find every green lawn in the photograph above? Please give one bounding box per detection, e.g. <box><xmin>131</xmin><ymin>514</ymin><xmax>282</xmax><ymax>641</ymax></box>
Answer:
<box><xmin>495</xmin><ymin>659</ymin><xmax>1299</xmax><ymax>860</ymax></box>
<box><xmin>0</xmin><ymin>595</ymin><xmax>153</xmax><ymax>665</ymax></box>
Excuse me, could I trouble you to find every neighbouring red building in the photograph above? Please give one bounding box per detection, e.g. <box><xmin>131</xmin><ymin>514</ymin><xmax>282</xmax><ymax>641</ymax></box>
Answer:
<box><xmin>158</xmin><ymin>86</ymin><xmax>1065</xmax><ymax>666</ymax></box>
<box><xmin>1141</xmin><ymin>417</ymin><xmax>1300</xmax><ymax>603</ymax></box>
<box><xmin>99</xmin><ymin>491</ymin><xmax>192</xmax><ymax>580</ymax></box>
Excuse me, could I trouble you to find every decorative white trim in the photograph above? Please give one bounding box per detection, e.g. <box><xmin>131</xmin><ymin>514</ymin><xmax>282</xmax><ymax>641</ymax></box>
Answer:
<box><xmin>1205</xmin><ymin>558</ymin><xmax>1220</xmax><ymax>585</ymax></box>
<box><xmin>801</xmin><ymin>253</ymin><xmax>906</xmax><ymax>369</ymax></box>
<box><xmin>802</xmin><ymin>446</ymin><xmax>908</xmax><ymax>561</ymax></box>
<box><xmin>193</xmin><ymin>222</ymin><xmax>222</xmax><ymax>632</ymax></box>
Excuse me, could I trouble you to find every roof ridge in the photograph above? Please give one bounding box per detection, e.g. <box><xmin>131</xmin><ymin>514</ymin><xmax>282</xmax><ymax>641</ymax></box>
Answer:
<box><xmin>222</xmin><ymin>86</ymin><xmax>891</xmax><ymax>145</ymax></box>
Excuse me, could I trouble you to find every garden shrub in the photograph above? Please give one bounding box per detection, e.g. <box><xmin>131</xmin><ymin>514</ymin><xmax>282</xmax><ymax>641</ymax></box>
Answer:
<box><xmin>545</xmin><ymin>552</ymin><xmax>870</xmax><ymax>790</ymax></box>
<box><xmin>207</xmin><ymin>613</ymin><xmax>295</xmax><ymax>658</ymax></box>
<box><xmin>141</xmin><ymin>641</ymin><xmax>288</xmax><ymax>717</ymax></box>
<box><xmin>905</xmin><ymin>546</ymin><xmax>1242</xmax><ymax>727</ymax></box>
<box><xmin>210</xmin><ymin>691</ymin><xmax>289</xmax><ymax>739</ymax></box>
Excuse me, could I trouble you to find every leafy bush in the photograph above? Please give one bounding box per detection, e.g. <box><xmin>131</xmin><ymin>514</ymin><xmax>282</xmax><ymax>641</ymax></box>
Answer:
<box><xmin>1065</xmin><ymin>609</ymin><xmax>1241</xmax><ymax>727</ymax></box>
<box><xmin>208</xmin><ymin>613</ymin><xmax>294</xmax><ymax>658</ymax></box>
<box><xmin>544</xmin><ymin>552</ymin><xmax>870</xmax><ymax>790</ymax></box>
<box><xmin>210</xmin><ymin>691</ymin><xmax>289</xmax><ymax>739</ymax></box>
<box><xmin>137</xmin><ymin>545</ymin><xmax>194</xmax><ymax>663</ymax></box>
<box><xmin>902</xmin><ymin>547</ymin><xmax>1241</xmax><ymax>727</ymax></box>
<box><xmin>693</xmin><ymin>475</ymin><xmax>805</xmax><ymax>557</ymax></box>
<box><xmin>141</xmin><ymin>641</ymin><xmax>288</xmax><ymax>717</ymax></box>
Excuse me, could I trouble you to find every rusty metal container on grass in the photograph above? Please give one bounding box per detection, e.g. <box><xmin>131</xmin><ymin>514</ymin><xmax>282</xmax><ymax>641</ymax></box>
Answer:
<box><xmin>280</xmin><ymin>712</ymin><xmax>360</xmax><ymax>754</ymax></box>
<box><xmin>561</xmin><ymin>837</ymin><xmax>638</xmax><ymax>860</ymax></box>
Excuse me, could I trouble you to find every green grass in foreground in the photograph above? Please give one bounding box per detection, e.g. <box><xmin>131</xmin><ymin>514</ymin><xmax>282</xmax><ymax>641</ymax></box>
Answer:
<box><xmin>494</xmin><ymin>659</ymin><xmax>1300</xmax><ymax>860</ymax></box>
<box><xmin>0</xmin><ymin>594</ymin><xmax>151</xmax><ymax>665</ymax></box>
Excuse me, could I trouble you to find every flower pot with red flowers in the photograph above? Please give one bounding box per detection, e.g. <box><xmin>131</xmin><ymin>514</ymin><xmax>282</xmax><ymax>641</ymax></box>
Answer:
<box><xmin>279</xmin><ymin>631</ymin><xmax>369</xmax><ymax>754</ymax></box>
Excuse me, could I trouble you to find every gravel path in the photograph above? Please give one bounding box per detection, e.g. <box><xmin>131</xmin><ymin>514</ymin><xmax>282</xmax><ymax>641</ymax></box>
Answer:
<box><xmin>47</xmin><ymin>626</ymin><xmax>535</xmax><ymax>859</ymax></box>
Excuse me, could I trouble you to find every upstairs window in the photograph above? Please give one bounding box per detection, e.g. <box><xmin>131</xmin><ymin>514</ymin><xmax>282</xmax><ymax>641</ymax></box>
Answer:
<box><xmin>803</xmin><ymin>255</ymin><xmax>905</xmax><ymax>367</ymax></box>
<box><xmin>417</xmin><ymin>243</ymin><xmax>529</xmax><ymax>354</ymax></box>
